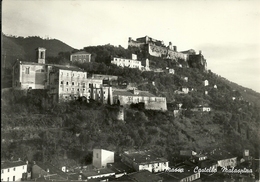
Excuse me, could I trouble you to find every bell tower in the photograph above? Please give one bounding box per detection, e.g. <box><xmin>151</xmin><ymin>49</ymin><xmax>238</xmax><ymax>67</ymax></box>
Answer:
<box><xmin>36</xmin><ymin>47</ymin><xmax>46</xmax><ymax>64</ymax></box>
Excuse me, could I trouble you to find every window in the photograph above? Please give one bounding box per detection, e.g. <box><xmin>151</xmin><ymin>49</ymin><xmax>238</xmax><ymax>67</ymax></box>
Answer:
<box><xmin>66</xmin><ymin>88</ymin><xmax>68</xmax><ymax>92</ymax></box>
<box><xmin>72</xmin><ymin>82</ymin><xmax>74</xmax><ymax>85</ymax></box>
<box><xmin>7</xmin><ymin>177</ymin><xmax>9</xmax><ymax>182</ymax></box>
<box><xmin>8</xmin><ymin>169</ymin><xmax>9</xmax><ymax>172</ymax></box>
<box><xmin>67</xmin><ymin>73</ymin><xmax>69</xmax><ymax>76</ymax></box>
<box><xmin>96</xmin><ymin>153</ymin><xmax>99</xmax><ymax>158</ymax></box>
<box><xmin>78</xmin><ymin>83</ymin><xmax>80</xmax><ymax>86</ymax></box>
<box><xmin>66</xmin><ymin>82</ymin><xmax>69</xmax><ymax>85</ymax></box>
<box><xmin>13</xmin><ymin>176</ymin><xmax>15</xmax><ymax>181</ymax></box>
<box><xmin>61</xmin><ymin>81</ymin><xmax>63</xmax><ymax>84</ymax></box>
<box><xmin>77</xmin><ymin>89</ymin><xmax>79</xmax><ymax>92</ymax></box>
<box><xmin>40</xmin><ymin>52</ymin><xmax>44</xmax><ymax>59</ymax></box>
<box><xmin>1</xmin><ymin>170</ymin><xmax>3</xmax><ymax>173</ymax></box>
<box><xmin>25</xmin><ymin>67</ymin><xmax>30</xmax><ymax>74</ymax></box>
<box><xmin>13</xmin><ymin>168</ymin><xmax>15</xmax><ymax>171</ymax></box>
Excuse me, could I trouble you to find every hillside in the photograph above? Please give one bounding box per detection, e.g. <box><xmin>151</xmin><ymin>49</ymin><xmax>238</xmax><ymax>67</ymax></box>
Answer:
<box><xmin>1</xmin><ymin>40</ymin><xmax>260</xmax><ymax>168</ymax></box>
<box><xmin>2</xmin><ymin>33</ymin><xmax>74</xmax><ymax>68</ymax></box>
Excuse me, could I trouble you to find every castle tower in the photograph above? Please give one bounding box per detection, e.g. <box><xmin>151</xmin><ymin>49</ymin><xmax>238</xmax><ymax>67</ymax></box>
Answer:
<box><xmin>168</xmin><ymin>42</ymin><xmax>173</xmax><ymax>50</ymax></box>
<box><xmin>36</xmin><ymin>47</ymin><xmax>46</xmax><ymax>64</ymax></box>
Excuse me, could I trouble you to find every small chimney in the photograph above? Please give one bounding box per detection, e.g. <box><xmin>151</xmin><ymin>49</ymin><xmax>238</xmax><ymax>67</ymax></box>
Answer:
<box><xmin>18</xmin><ymin>158</ymin><xmax>21</xmax><ymax>161</ymax></box>
<box><xmin>26</xmin><ymin>161</ymin><xmax>28</xmax><ymax>164</ymax></box>
<box><xmin>46</xmin><ymin>168</ymin><xmax>49</xmax><ymax>173</ymax></box>
<box><xmin>33</xmin><ymin>161</ymin><xmax>36</xmax><ymax>165</ymax></box>
<box><xmin>97</xmin><ymin>170</ymin><xmax>100</xmax><ymax>174</ymax></box>
<box><xmin>199</xmin><ymin>50</ymin><xmax>202</xmax><ymax>55</ymax></box>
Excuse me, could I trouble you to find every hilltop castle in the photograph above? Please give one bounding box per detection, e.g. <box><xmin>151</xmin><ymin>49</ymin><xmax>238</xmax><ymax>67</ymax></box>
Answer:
<box><xmin>128</xmin><ymin>35</ymin><xmax>207</xmax><ymax>71</ymax></box>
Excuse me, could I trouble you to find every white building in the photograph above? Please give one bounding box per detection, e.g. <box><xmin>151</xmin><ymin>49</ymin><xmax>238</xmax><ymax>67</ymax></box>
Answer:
<box><xmin>92</xmin><ymin>149</ymin><xmax>115</xmax><ymax>169</ymax></box>
<box><xmin>70</xmin><ymin>50</ymin><xmax>91</xmax><ymax>63</ymax></box>
<box><xmin>121</xmin><ymin>150</ymin><xmax>169</xmax><ymax>173</ymax></box>
<box><xmin>1</xmin><ymin>160</ymin><xmax>28</xmax><ymax>181</ymax></box>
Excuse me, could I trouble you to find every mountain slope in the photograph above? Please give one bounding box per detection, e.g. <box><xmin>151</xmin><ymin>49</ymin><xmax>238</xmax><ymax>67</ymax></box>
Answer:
<box><xmin>2</xmin><ymin>33</ymin><xmax>75</xmax><ymax>68</ymax></box>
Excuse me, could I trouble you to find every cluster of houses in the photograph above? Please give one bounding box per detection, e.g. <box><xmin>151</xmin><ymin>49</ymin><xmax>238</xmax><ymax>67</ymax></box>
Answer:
<box><xmin>12</xmin><ymin>47</ymin><xmax>167</xmax><ymax>111</ymax></box>
<box><xmin>10</xmin><ymin>36</ymin><xmax>220</xmax><ymax>113</ymax></box>
<box><xmin>1</xmin><ymin>148</ymin><xmax>256</xmax><ymax>182</ymax></box>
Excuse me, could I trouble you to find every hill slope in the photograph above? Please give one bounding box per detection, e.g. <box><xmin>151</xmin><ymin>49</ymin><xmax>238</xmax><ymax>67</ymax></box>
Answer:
<box><xmin>2</xmin><ymin>33</ymin><xmax>75</xmax><ymax>68</ymax></box>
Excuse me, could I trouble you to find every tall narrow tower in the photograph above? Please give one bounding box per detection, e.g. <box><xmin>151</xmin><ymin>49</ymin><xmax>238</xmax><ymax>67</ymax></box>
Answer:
<box><xmin>36</xmin><ymin>47</ymin><xmax>46</xmax><ymax>64</ymax></box>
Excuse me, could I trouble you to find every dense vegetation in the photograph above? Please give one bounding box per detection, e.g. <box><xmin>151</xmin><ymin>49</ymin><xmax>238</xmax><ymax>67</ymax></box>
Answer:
<box><xmin>1</xmin><ymin>41</ymin><xmax>260</xmax><ymax>168</ymax></box>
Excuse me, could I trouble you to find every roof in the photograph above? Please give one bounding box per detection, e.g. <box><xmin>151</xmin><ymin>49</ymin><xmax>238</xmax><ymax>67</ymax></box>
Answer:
<box><xmin>122</xmin><ymin>150</ymin><xmax>168</xmax><ymax>165</ymax></box>
<box><xmin>1</xmin><ymin>161</ymin><xmax>27</xmax><ymax>169</ymax></box>
<box><xmin>209</xmin><ymin>150</ymin><xmax>236</xmax><ymax>161</ymax></box>
<box><xmin>18</xmin><ymin>61</ymin><xmax>85</xmax><ymax>72</ymax></box>
<box><xmin>129</xmin><ymin>170</ymin><xmax>163</xmax><ymax>182</ymax></box>
<box><xmin>33</xmin><ymin>161</ymin><xmax>69</xmax><ymax>180</ymax></box>
<box><xmin>51</xmin><ymin>65</ymin><xmax>85</xmax><ymax>72</ymax></box>
<box><xmin>71</xmin><ymin>50</ymin><xmax>91</xmax><ymax>55</ymax></box>
<box><xmin>113</xmin><ymin>89</ymin><xmax>156</xmax><ymax>97</ymax></box>
<box><xmin>82</xmin><ymin>168</ymin><xmax>115</xmax><ymax>178</ymax></box>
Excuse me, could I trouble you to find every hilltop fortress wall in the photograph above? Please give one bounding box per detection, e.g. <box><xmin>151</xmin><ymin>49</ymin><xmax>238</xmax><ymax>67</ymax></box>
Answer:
<box><xmin>128</xmin><ymin>36</ymin><xmax>187</xmax><ymax>61</ymax></box>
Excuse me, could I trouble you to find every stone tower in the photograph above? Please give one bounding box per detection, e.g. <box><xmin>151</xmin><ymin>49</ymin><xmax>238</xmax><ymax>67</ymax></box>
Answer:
<box><xmin>36</xmin><ymin>47</ymin><xmax>46</xmax><ymax>64</ymax></box>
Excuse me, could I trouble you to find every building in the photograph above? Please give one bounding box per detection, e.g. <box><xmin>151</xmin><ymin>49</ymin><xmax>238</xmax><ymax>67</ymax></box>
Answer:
<box><xmin>204</xmin><ymin>80</ymin><xmax>209</xmax><ymax>86</ymax></box>
<box><xmin>128</xmin><ymin>36</ymin><xmax>188</xmax><ymax>61</ymax></box>
<box><xmin>180</xmin><ymin>150</ymin><xmax>197</xmax><ymax>157</ymax></box>
<box><xmin>187</xmin><ymin>51</ymin><xmax>207</xmax><ymax>71</ymax></box>
<box><xmin>113</xmin><ymin>88</ymin><xmax>167</xmax><ymax>111</ymax></box>
<box><xmin>121</xmin><ymin>150</ymin><xmax>169</xmax><ymax>173</ymax></box>
<box><xmin>12</xmin><ymin>61</ymin><xmax>49</xmax><ymax>89</ymax></box>
<box><xmin>210</xmin><ymin>151</ymin><xmax>237</xmax><ymax>168</ymax></box>
<box><xmin>191</xmin><ymin>106</ymin><xmax>211</xmax><ymax>112</ymax></box>
<box><xmin>48</xmin><ymin>65</ymin><xmax>89</xmax><ymax>102</ymax></box>
<box><xmin>1</xmin><ymin>160</ymin><xmax>28</xmax><ymax>181</ymax></box>
<box><xmin>93</xmin><ymin>149</ymin><xmax>115</xmax><ymax>169</ymax></box>
<box><xmin>70</xmin><ymin>50</ymin><xmax>91</xmax><ymax>63</ymax></box>
<box><xmin>111</xmin><ymin>54</ymin><xmax>149</xmax><ymax>71</ymax></box>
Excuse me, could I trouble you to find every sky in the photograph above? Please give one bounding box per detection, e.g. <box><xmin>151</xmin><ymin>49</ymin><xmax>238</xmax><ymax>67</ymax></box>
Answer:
<box><xmin>2</xmin><ymin>0</ymin><xmax>260</xmax><ymax>92</ymax></box>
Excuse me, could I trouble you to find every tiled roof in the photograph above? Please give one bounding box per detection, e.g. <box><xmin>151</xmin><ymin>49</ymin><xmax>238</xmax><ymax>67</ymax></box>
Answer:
<box><xmin>71</xmin><ymin>50</ymin><xmax>91</xmax><ymax>55</ymax></box>
<box><xmin>1</xmin><ymin>161</ymin><xmax>27</xmax><ymax>169</ymax></box>
<box><xmin>33</xmin><ymin>161</ymin><xmax>69</xmax><ymax>180</ymax></box>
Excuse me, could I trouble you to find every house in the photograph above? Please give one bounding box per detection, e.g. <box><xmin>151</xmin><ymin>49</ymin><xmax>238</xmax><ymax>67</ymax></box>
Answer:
<box><xmin>48</xmin><ymin>65</ymin><xmax>113</xmax><ymax>103</ymax></box>
<box><xmin>191</xmin><ymin>154</ymin><xmax>207</xmax><ymax>162</ymax></box>
<box><xmin>113</xmin><ymin>88</ymin><xmax>167</xmax><ymax>111</ymax></box>
<box><xmin>81</xmin><ymin>168</ymin><xmax>115</xmax><ymax>180</ymax></box>
<box><xmin>1</xmin><ymin>159</ymin><xmax>28</xmax><ymax>181</ymax></box>
<box><xmin>121</xmin><ymin>150</ymin><xmax>169</xmax><ymax>173</ymax></box>
<box><xmin>111</xmin><ymin>54</ymin><xmax>142</xmax><ymax>70</ymax></box>
<box><xmin>191</xmin><ymin>105</ymin><xmax>211</xmax><ymax>112</ymax></box>
<box><xmin>204</xmin><ymin>80</ymin><xmax>209</xmax><ymax>86</ymax></box>
<box><xmin>180</xmin><ymin>150</ymin><xmax>197</xmax><ymax>157</ymax></box>
<box><xmin>70</xmin><ymin>50</ymin><xmax>91</xmax><ymax>63</ymax></box>
<box><xmin>12</xmin><ymin>48</ymin><xmax>50</xmax><ymax>90</ymax></box>
<box><xmin>31</xmin><ymin>161</ymin><xmax>71</xmax><ymax>181</ymax></box>
<box><xmin>93</xmin><ymin>149</ymin><xmax>115</xmax><ymax>169</ymax></box>
<box><xmin>165</xmin><ymin>68</ymin><xmax>175</xmax><ymax>74</ymax></box>
<box><xmin>210</xmin><ymin>151</ymin><xmax>237</xmax><ymax>168</ymax></box>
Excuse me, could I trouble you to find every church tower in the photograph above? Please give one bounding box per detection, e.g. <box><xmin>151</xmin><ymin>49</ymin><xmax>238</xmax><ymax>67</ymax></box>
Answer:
<box><xmin>36</xmin><ymin>47</ymin><xmax>46</xmax><ymax>64</ymax></box>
